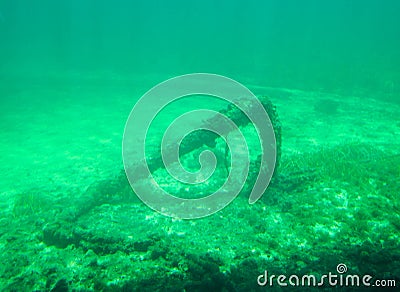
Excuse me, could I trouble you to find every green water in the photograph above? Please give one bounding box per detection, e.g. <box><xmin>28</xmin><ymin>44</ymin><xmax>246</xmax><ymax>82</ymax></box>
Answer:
<box><xmin>1</xmin><ymin>0</ymin><xmax>400</xmax><ymax>97</ymax></box>
<box><xmin>0</xmin><ymin>1</ymin><xmax>399</xmax><ymax>290</ymax></box>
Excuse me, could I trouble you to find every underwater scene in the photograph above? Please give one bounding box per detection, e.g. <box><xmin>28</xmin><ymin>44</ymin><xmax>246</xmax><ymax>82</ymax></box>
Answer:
<box><xmin>0</xmin><ymin>0</ymin><xmax>399</xmax><ymax>291</ymax></box>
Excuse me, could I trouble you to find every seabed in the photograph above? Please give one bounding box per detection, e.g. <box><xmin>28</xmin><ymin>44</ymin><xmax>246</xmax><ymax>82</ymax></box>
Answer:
<box><xmin>0</xmin><ymin>73</ymin><xmax>399</xmax><ymax>290</ymax></box>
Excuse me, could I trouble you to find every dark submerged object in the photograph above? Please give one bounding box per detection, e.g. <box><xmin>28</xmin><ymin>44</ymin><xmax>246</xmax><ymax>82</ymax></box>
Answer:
<box><xmin>53</xmin><ymin>96</ymin><xmax>281</xmax><ymax>224</ymax></box>
<box><xmin>144</xmin><ymin>95</ymin><xmax>282</xmax><ymax>179</ymax></box>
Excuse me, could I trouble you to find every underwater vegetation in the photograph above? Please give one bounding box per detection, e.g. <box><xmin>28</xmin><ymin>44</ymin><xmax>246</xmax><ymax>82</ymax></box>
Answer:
<box><xmin>1</xmin><ymin>87</ymin><xmax>399</xmax><ymax>290</ymax></box>
<box><xmin>3</xmin><ymin>132</ymin><xmax>399</xmax><ymax>290</ymax></box>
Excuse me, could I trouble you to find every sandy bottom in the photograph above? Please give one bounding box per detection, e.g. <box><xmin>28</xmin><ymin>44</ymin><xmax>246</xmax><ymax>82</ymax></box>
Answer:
<box><xmin>0</xmin><ymin>72</ymin><xmax>399</xmax><ymax>290</ymax></box>
<box><xmin>2</xmin><ymin>76</ymin><xmax>398</xmax><ymax>195</ymax></box>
